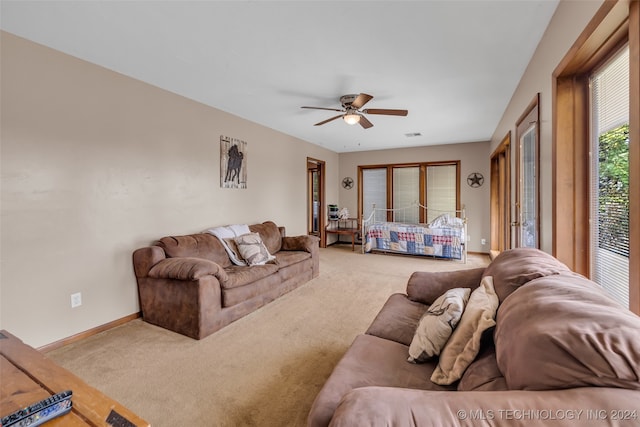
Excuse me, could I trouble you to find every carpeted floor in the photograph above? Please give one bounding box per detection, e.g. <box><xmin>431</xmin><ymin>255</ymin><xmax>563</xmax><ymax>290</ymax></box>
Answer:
<box><xmin>47</xmin><ymin>246</ymin><xmax>489</xmax><ymax>427</ymax></box>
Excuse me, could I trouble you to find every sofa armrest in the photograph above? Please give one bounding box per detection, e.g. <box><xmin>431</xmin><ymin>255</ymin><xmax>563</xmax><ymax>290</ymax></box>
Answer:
<box><xmin>281</xmin><ymin>235</ymin><xmax>320</xmax><ymax>253</ymax></box>
<box><xmin>133</xmin><ymin>246</ymin><xmax>166</xmax><ymax>278</ymax></box>
<box><xmin>406</xmin><ymin>267</ymin><xmax>485</xmax><ymax>305</ymax></box>
<box><xmin>148</xmin><ymin>257</ymin><xmax>228</xmax><ymax>282</ymax></box>
<box><xmin>329</xmin><ymin>386</ymin><xmax>640</xmax><ymax>427</ymax></box>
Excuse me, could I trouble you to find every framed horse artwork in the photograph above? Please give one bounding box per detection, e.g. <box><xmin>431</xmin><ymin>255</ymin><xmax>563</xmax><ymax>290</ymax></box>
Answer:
<box><xmin>220</xmin><ymin>135</ymin><xmax>247</xmax><ymax>189</ymax></box>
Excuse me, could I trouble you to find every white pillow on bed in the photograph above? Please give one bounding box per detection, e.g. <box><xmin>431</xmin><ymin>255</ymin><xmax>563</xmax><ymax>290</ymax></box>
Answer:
<box><xmin>428</xmin><ymin>213</ymin><xmax>464</xmax><ymax>228</ymax></box>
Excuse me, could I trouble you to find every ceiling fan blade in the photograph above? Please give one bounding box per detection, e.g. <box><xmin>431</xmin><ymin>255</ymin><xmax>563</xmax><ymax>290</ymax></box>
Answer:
<box><xmin>362</xmin><ymin>108</ymin><xmax>408</xmax><ymax>116</ymax></box>
<box><xmin>301</xmin><ymin>106</ymin><xmax>344</xmax><ymax>112</ymax></box>
<box><xmin>359</xmin><ymin>115</ymin><xmax>374</xmax><ymax>129</ymax></box>
<box><xmin>314</xmin><ymin>114</ymin><xmax>344</xmax><ymax>126</ymax></box>
<box><xmin>351</xmin><ymin>93</ymin><xmax>373</xmax><ymax>109</ymax></box>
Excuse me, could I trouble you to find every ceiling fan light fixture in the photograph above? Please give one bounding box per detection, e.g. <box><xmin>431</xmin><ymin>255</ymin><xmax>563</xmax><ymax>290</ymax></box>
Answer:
<box><xmin>343</xmin><ymin>113</ymin><xmax>360</xmax><ymax>125</ymax></box>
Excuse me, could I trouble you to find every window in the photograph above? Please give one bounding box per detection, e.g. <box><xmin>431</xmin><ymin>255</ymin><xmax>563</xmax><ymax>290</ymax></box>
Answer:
<box><xmin>553</xmin><ymin>1</ymin><xmax>639</xmax><ymax>314</ymax></box>
<box><xmin>362</xmin><ymin>168</ymin><xmax>387</xmax><ymax>222</ymax></box>
<box><xmin>590</xmin><ymin>46</ymin><xmax>629</xmax><ymax>307</ymax></box>
<box><xmin>393</xmin><ymin>167</ymin><xmax>419</xmax><ymax>223</ymax></box>
<box><xmin>359</xmin><ymin>161</ymin><xmax>460</xmax><ymax>223</ymax></box>
<box><xmin>426</xmin><ymin>164</ymin><xmax>457</xmax><ymax>223</ymax></box>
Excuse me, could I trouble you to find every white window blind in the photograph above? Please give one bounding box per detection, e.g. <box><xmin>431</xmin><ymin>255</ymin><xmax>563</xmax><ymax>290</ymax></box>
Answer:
<box><xmin>426</xmin><ymin>165</ymin><xmax>457</xmax><ymax>223</ymax></box>
<box><xmin>590</xmin><ymin>45</ymin><xmax>629</xmax><ymax>308</ymax></box>
<box><xmin>362</xmin><ymin>168</ymin><xmax>387</xmax><ymax>222</ymax></box>
<box><xmin>393</xmin><ymin>167</ymin><xmax>419</xmax><ymax>223</ymax></box>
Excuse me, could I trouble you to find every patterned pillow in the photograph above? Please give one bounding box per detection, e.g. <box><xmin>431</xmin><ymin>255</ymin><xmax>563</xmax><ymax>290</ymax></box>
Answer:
<box><xmin>408</xmin><ymin>287</ymin><xmax>471</xmax><ymax>363</ymax></box>
<box><xmin>235</xmin><ymin>233</ymin><xmax>276</xmax><ymax>266</ymax></box>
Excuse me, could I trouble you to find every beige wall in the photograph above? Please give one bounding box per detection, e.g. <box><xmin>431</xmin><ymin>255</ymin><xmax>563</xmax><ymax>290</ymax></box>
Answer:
<box><xmin>338</xmin><ymin>141</ymin><xmax>491</xmax><ymax>253</ymax></box>
<box><xmin>0</xmin><ymin>32</ymin><xmax>339</xmax><ymax>347</ymax></box>
<box><xmin>489</xmin><ymin>0</ymin><xmax>605</xmax><ymax>254</ymax></box>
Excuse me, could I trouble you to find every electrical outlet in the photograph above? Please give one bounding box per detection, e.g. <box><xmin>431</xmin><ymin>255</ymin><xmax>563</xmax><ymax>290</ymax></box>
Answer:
<box><xmin>71</xmin><ymin>292</ymin><xmax>82</xmax><ymax>308</ymax></box>
<box><xmin>481</xmin><ymin>238</ymin><xmax>486</xmax><ymax>245</ymax></box>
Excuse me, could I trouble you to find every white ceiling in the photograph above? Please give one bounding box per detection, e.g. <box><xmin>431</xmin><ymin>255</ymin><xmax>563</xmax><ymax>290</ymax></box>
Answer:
<box><xmin>1</xmin><ymin>0</ymin><xmax>559</xmax><ymax>153</ymax></box>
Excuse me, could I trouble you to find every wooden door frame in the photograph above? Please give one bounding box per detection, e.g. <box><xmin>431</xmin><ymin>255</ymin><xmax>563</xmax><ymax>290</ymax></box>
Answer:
<box><xmin>307</xmin><ymin>158</ymin><xmax>326</xmax><ymax>247</ymax></box>
<box><xmin>490</xmin><ymin>132</ymin><xmax>511</xmax><ymax>257</ymax></box>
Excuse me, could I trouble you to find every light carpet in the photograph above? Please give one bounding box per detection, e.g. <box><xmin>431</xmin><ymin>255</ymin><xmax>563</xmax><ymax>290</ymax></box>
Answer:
<box><xmin>47</xmin><ymin>246</ymin><xmax>489</xmax><ymax>427</ymax></box>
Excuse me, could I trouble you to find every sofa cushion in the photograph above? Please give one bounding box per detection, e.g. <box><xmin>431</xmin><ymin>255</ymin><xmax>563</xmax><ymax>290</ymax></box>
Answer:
<box><xmin>328</xmin><ymin>387</ymin><xmax>640</xmax><ymax>427</ymax></box>
<box><xmin>431</xmin><ymin>276</ymin><xmax>499</xmax><ymax>385</ymax></box>
<box><xmin>157</xmin><ymin>233</ymin><xmax>232</xmax><ymax>268</ymax></box>
<box><xmin>495</xmin><ymin>273</ymin><xmax>640</xmax><ymax>391</ymax></box>
<box><xmin>273</xmin><ymin>250</ymin><xmax>310</xmax><ymax>269</ymax></box>
<box><xmin>220</xmin><ymin>263</ymin><xmax>279</xmax><ymax>289</ymax></box>
<box><xmin>148</xmin><ymin>257</ymin><xmax>228</xmax><ymax>282</ymax></box>
<box><xmin>275</xmin><ymin>252</ymin><xmax>312</xmax><ymax>283</ymax></box>
<box><xmin>307</xmin><ymin>334</ymin><xmax>456</xmax><ymax>427</ymax></box>
<box><xmin>249</xmin><ymin>221</ymin><xmax>282</xmax><ymax>254</ymax></box>
<box><xmin>408</xmin><ymin>287</ymin><xmax>471</xmax><ymax>363</ymax></box>
<box><xmin>282</xmin><ymin>235</ymin><xmax>318</xmax><ymax>253</ymax></box>
<box><xmin>221</xmin><ymin>271</ymin><xmax>282</xmax><ymax>308</ymax></box>
<box><xmin>482</xmin><ymin>247</ymin><xmax>571</xmax><ymax>302</ymax></box>
<box><xmin>366</xmin><ymin>294</ymin><xmax>428</xmax><ymax>347</ymax></box>
<box><xmin>406</xmin><ymin>268</ymin><xmax>484</xmax><ymax>305</ymax></box>
<box><xmin>457</xmin><ymin>344</ymin><xmax>507</xmax><ymax>391</ymax></box>
<box><xmin>235</xmin><ymin>232</ymin><xmax>276</xmax><ymax>266</ymax></box>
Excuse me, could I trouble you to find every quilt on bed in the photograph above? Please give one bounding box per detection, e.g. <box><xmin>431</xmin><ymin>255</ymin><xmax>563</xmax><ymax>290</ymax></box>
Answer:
<box><xmin>364</xmin><ymin>222</ymin><xmax>463</xmax><ymax>259</ymax></box>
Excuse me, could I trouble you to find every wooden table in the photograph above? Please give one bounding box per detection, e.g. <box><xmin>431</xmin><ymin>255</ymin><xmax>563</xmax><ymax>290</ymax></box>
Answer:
<box><xmin>325</xmin><ymin>218</ymin><xmax>359</xmax><ymax>251</ymax></box>
<box><xmin>0</xmin><ymin>330</ymin><xmax>150</xmax><ymax>426</ymax></box>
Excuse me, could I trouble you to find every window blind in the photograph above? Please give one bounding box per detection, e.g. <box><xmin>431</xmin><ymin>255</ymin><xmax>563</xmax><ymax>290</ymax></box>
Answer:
<box><xmin>362</xmin><ymin>168</ymin><xmax>387</xmax><ymax>222</ymax></box>
<box><xmin>393</xmin><ymin>167</ymin><xmax>419</xmax><ymax>223</ymax></box>
<box><xmin>590</xmin><ymin>45</ymin><xmax>629</xmax><ymax>308</ymax></box>
<box><xmin>426</xmin><ymin>165</ymin><xmax>457</xmax><ymax>223</ymax></box>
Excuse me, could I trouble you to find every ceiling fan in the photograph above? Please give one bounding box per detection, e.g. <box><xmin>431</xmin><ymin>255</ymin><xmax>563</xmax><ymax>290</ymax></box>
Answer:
<box><xmin>301</xmin><ymin>93</ymin><xmax>408</xmax><ymax>129</ymax></box>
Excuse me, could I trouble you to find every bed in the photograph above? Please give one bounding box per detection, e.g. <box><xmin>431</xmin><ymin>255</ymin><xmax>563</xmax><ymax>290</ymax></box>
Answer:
<box><xmin>362</xmin><ymin>203</ymin><xmax>467</xmax><ymax>262</ymax></box>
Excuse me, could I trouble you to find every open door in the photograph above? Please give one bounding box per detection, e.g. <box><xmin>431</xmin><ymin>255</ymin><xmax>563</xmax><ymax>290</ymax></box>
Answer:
<box><xmin>307</xmin><ymin>158</ymin><xmax>326</xmax><ymax>247</ymax></box>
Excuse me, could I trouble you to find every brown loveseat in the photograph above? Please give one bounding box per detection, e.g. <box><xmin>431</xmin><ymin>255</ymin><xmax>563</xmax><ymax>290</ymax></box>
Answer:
<box><xmin>133</xmin><ymin>221</ymin><xmax>319</xmax><ymax>339</ymax></box>
<box><xmin>308</xmin><ymin>248</ymin><xmax>640</xmax><ymax>427</ymax></box>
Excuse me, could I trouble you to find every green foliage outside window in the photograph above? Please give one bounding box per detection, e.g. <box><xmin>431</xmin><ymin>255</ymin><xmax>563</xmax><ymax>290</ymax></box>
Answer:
<box><xmin>598</xmin><ymin>123</ymin><xmax>629</xmax><ymax>257</ymax></box>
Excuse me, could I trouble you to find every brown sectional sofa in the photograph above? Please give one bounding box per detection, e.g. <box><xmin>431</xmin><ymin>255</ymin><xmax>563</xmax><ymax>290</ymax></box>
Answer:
<box><xmin>308</xmin><ymin>248</ymin><xmax>640</xmax><ymax>427</ymax></box>
<box><xmin>133</xmin><ymin>221</ymin><xmax>319</xmax><ymax>339</ymax></box>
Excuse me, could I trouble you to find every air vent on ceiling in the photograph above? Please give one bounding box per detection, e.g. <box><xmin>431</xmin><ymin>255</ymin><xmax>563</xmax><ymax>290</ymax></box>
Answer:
<box><xmin>404</xmin><ymin>132</ymin><xmax>422</xmax><ymax>137</ymax></box>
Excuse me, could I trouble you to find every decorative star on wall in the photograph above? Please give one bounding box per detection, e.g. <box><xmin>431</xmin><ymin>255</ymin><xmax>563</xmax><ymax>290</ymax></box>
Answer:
<box><xmin>467</xmin><ymin>172</ymin><xmax>484</xmax><ymax>188</ymax></box>
<box><xmin>342</xmin><ymin>177</ymin><xmax>354</xmax><ymax>189</ymax></box>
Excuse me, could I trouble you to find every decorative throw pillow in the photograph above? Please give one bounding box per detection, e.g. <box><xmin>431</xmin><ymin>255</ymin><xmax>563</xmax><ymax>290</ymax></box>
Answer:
<box><xmin>431</xmin><ymin>276</ymin><xmax>499</xmax><ymax>385</ymax></box>
<box><xmin>407</xmin><ymin>287</ymin><xmax>471</xmax><ymax>363</ymax></box>
<box><xmin>206</xmin><ymin>224</ymin><xmax>251</xmax><ymax>265</ymax></box>
<box><xmin>235</xmin><ymin>232</ymin><xmax>276</xmax><ymax>266</ymax></box>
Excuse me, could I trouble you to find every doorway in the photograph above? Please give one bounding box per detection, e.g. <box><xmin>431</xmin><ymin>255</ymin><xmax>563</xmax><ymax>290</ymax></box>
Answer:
<box><xmin>515</xmin><ymin>94</ymin><xmax>540</xmax><ymax>248</ymax></box>
<box><xmin>490</xmin><ymin>132</ymin><xmax>511</xmax><ymax>258</ymax></box>
<box><xmin>307</xmin><ymin>158</ymin><xmax>326</xmax><ymax>247</ymax></box>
